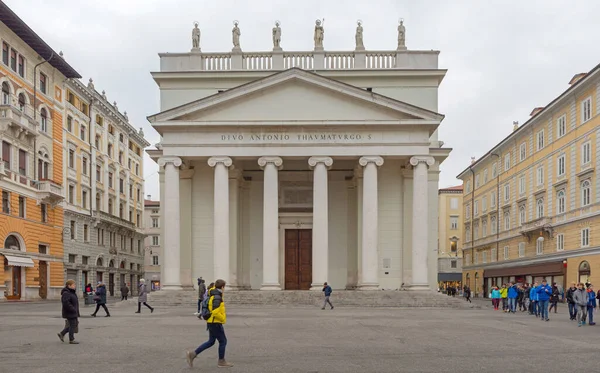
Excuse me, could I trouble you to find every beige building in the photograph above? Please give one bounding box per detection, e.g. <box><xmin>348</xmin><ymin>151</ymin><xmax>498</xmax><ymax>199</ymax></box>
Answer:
<box><xmin>437</xmin><ymin>185</ymin><xmax>463</xmax><ymax>289</ymax></box>
<box><xmin>459</xmin><ymin>63</ymin><xmax>600</xmax><ymax>297</ymax></box>
<box><xmin>144</xmin><ymin>198</ymin><xmax>161</xmax><ymax>290</ymax></box>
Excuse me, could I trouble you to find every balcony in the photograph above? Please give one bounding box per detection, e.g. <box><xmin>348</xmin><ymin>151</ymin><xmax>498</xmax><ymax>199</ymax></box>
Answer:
<box><xmin>92</xmin><ymin>210</ymin><xmax>136</xmax><ymax>231</ymax></box>
<box><xmin>0</xmin><ymin>102</ymin><xmax>37</xmax><ymax>137</ymax></box>
<box><xmin>36</xmin><ymin>180</ymin><xmax>64</xmax><ymax>206</ymax></box>
<box><xmin>519</xmin><ymin>217</ymin><xmax>554</xmax><ymax>242</ymax></box>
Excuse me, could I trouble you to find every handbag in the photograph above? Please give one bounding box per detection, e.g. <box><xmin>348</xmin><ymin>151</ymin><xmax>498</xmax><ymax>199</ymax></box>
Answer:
<box><xmin>65</xmin><ymin>319</ymin><xmax>79</xmax><ymax>334</ymax></box>
<box><xmin>93</xmin><ymin>295</ymin><xmax>100</xmax><ymax>301</ymax></box>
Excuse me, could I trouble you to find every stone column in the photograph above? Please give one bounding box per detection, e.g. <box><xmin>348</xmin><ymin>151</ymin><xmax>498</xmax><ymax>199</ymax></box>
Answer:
<box><xmin>208</xmin><ymin>157</ymin><xmax>233</xmax><ymax>282</ymax></box>
<box><xmin>258</xmin><ymin>156</ymin><xmax>283</xmax><ymax>290</ymax></box>
<box><xmin>358</xmin><ymin>156</ymin><xmax>384</xmax><ymax>290</ymax></box>
<box><xmin>157</xmin><ymin>156</ymin><xmax>182</xmax><ymax>290</ymax></box>
<box><xmin>409</xmin><ymin>155</ymin><xmax>435</xmax><ymax>290</ymax></box>
<box><xmin>179</xmin><ymin>166</ymin><xmax>194</xmax><ymax>288</ymax></box>
<box><xmin>308</xmin><ymin>157</ymin><xmax>333</xmax><ymax>289</ymax></box>
<box><xmin>354</xmin><ymin>165</ymin><xmax>363</xmax><ymax>288</ymax></box>
<box><xmin>228</xmin><ymin>169</ymin><xmax>241</xmax><ymax>289</ymax></box>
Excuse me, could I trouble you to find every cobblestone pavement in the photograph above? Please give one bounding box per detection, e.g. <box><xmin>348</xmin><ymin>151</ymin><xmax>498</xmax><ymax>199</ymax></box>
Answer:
<box><xmin>1</xmin><ymin>299</ymin><xmax>599</xmax><ymax>373</ymax></box>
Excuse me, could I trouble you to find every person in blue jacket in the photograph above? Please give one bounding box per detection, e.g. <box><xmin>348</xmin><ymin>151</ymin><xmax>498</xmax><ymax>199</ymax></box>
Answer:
<box><xmin>587</xmin><ymin>284</ymin><xmax>597</xmax><ymax>326</ymax></box>
<box><xmin>507</xmin><ymin>282</ymin><xmax>519</xmax><ymax>313</ymax></box>
<box><xmin>537</xmin><ymin>279</ymin><xmax>552</xmax><ymax>321</ymax></box>
<box><xmin>529</xmin><ymin>282</ymin><xmax>539</xmax><ymax>317</ymax></box>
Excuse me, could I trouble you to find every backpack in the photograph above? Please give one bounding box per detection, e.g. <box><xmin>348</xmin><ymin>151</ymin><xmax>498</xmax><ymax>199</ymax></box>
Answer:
<box><xmin>200</xmin><ymin>296</ymin><xmax>212</xmax><ymax>320</ymax></box>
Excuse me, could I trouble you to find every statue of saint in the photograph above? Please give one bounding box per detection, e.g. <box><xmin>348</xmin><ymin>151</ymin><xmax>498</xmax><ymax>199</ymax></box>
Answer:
<box><xmin>272</xmin><ymin>21</ymin><xmax>282</xmax><ymax>49</ymax></box>
<box><xmin>397</xmin><ymin>19</ymin><xmax>406</xmax><ymax>49</ymax></box>
<box><xmin>192</xmin><ymin>22</ymin><xmax>200</xmax><ymax>49</ymax></box>
<box><xmin>232</xmin><ymin>21</ymin><xmax>241</xmax><ymax>49</ymax></box>
<box><xmin>355</xmin><ymin>20</ymin><xmax>364</xmax><ymax>50</ymax></box>
<box><xmin>313</xmin><ymin>19</ymin><xmax>324</xmax><ymax>49</ymax></box>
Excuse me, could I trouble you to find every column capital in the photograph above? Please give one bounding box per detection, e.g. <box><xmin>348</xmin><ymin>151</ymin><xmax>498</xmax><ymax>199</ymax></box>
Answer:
<box><xmin>258</xmin><ymin>156</ymin><xmax>283</xmax><ymax>170</ymax></box>
<box><xmin>208</xmin><ymin>156</ymin><xmax>233</xmax><ymax>168</ymax></box>
<box><xmin>158</xmin><ymin>156</ymin><xmax>182</xmax><ymax>168</ymax></box>
<box><xmin>409</xmin><ymin>155</ymin><xmax>435</xmax><ymax>168</ymax></box>
<box><xmin>359</xmin><ymin>156</ymin><xmax>384</xmax><ymax>167</ymax></box>
<box><xmin>308</xmin><ymin>156</ymin><xmax>333</xmax><ymax>169</ymax></box>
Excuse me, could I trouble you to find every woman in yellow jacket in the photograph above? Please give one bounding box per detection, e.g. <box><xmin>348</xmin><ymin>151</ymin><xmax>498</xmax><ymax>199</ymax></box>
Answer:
<box><xmin>186</xmin><ymin>279</ymin><xmax>233</xmax><ymax>368</ymax></box>
<box><xmin>500</xmin><ymin>284</ymin><xmax>509</xmax><ymax>312</ymax></box>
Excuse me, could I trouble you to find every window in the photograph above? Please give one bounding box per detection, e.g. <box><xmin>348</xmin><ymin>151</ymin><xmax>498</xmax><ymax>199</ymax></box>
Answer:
<box><xmin>581</xmin><ymin>228</ymin><xmax>590</xmax><ymax>247</ymax></box>
<box><xmin>68</xmin><ymin>149</ymin><xmax>74</xmax><ymax>168</ymax></box>
<box><xmin>137</xmin><ymin>189</ymin><xmax>141</xmax><ymax>202</ymax></box>
<box><xmin>557</xmin><ymin>155</ymin><xmax>565</xmax><ymax>177</ymax></box>
<box><xmin>504</xmin><ymin>154</ymin><xmax>510</xmax><ymax>171</ymax></box>
<box><xmin>138</xmin><ymin>240</ymin><xmax>141</xmax><ymax>253</ymax></box>
<box><xmin>475</xmin><ymin>174</ymin><xmax>480</xmax><ymax>189</ymax></box>
<box><xmin>491</xmin><ymin>248</ymin><xmax>496</xmax><ymax>262</ymax></box>
<box><xmin>536</xmin><ymin>130</ymin><xmax>545</xmax><ymax>151</ymax></box>
<box><xmin>582</xmin><ymin>142</ymin><xmax>591</xmax><ymax>165</ymax></box>
<box><xmin>466</xmin><ymin>180</ymin><xmax>471</xmax><ymax>193</ymax></box>
<box><xmin>18</xmin><ymin>196</ymin><xmax>25</xmax><ymax>218</ymax></box>
<box><xmin>482</xmin><ymin>220</ymin><xmax>487</xmax><ymax>236</ymax></box>
<box><xmin>536</xmin><ymin>239</ymin><xmax>543</xmax><ymax>255</ymax></box>
<box><xmin>2</xmin><ymin>82</ymin><xmax>9</xmax><ymax>105</ymax></box>
<box><xmin>83</xmin><ymin>224</ymin><xmax>89</xmax><ymax>242</ymax></box>
<box><xmin>582</xmin><ymin>97</ymin><xmax>592</xmax><ymax>123</ymax></box>
<box><xmin>474</xmin><ymin>201</ymin><xmax>479</xmax><ymax>216</ymax></box>
<box><xmin>152</xmin><ymin>218</ymin><xmax>159</xmax><ymax>228</ymax></box>
<box><xmin>519</xmin><ymin>143</ymin><xmax>526</xmax><ymax>161</ymax></box>
<box><xmin>136</xmin><ymin>213</ymin><xmax>140</xmax><ymax>227</ymax></box>
<box><xmin>519</xmin><ymin>174</ymin><xmax>526</xmax><ymax>195</ymax></box>
<box><xmin>557</xmin><ymin>190</ymin><xmax>566</xmax><ymax>214</ymax></box>
<box><xmin>39</xmin><ymin>244</ymin><xmax>47</xmax><ymax>254</ymax></box>
<box><xmin>70</xmin><ymin>220</ymin><xmax>76</xmax><ymax>239</ymax></box>
<box><xmin>450</xmin><ymin>198</ymin><xmax>458</xmax><ymax>210</ymax></box>
<box><xmin>2</xmin><ymin>42</ymin><xmax>8</xmax><ymax>65</ymax></box>
<box><xmin>119</xmin><ymin>203</ymin><xmax>123</xmax><ymax>218</ymax></box>
<box><xmin>119</xmin><ymin>178</ymin><xmax>124</xmax><ymax>194</ymax></box>
<box><xmin>82</xmin><ymin>190</ymin><xmax>87</xmax><ymax>209</ymax></box>
<box><xmin>96</xmin><ymin>193</ymin><xmax>101</xmax><ymax>211</ymax></box>
<box><xmin>82</xmin><ymin>256</ymin><xmax>89</xmax><ymax>265</ymax></box>
<box><xmin>557</xmin><ymin>234</ymin><xmax>564</xmax><ymax>251</ymax></box>
<box><xmin>537</xmin><ymin>166</ymin><xmax>544</xmax><ymax>186</ymax></box>
<box><xmin>18</xmin><ymin>93</ymin><xmax>25</xmax><ymax>111</ymax></box>
<box><xmin>503</xmin><ymin>246</ymin><xmax>509</xmax><ymax>260</ymax></box>
<box><xmin>96</xmin><ymin>115</ymin><xmax>104</xmax><ymax>125</ymax></box>
<box><xmin>151</xmin><ymin>256</ymin><xmax>159</xmax><ymax>266</ymax></box>
<box><xmin>483</xmin><ymin>169</ymin><xmax>488</xmax><ymax>184</ymax></box>
<box><xmin>557</xmin><ymin>115</ymin><xmax>566</xmax><ymax>138</ymax></box>
<box><xmin>108</xmin><ymin>172</ymin><xmax>113</xmax><ymax>188</ymax></box>
<box><xmin>482</xmin><ymin>196</ymin><xmax>487</xmax><ymax>211</ymax></box>
<box><xmin>450</xmin><ymin>260</ymin><xmax>457</xmax><ymax>269</ymax></box>
<box><xmin>119</xmin><ymin>133</ymin><xmax>124</xmax><ymax>143</ymax></box>
<box><xmin>482</xmin><ymin>251</ymin><xmax>487</xmax><ymax>263</ymax></box>
<box><xmin>95</xmin><ymin>135</ymin><xmax>100</xmax><ymax>149</ymax></box>
<box><xmin>10</xmin><ymin>49</ymin><xmax>16</xmax><ymax>71</ymax></box>
<box><xmin>68</xmin><ymin>185</ymin><xmax>74</xmax><ymax>204</ymax></box>
<box><xmin>581</xmin><ymin>180</ymin><xmax>591</xmax><ymax>206</ymax></box>
<box><xmin>152</xmin><ymin>209</ymin><xmax>158</xmax><ymax>214</ymax></box>
<box><xmin>129</xmin><ymin>210</ymin><xmax>133</xmax><ymax>222</ymax></box>
<box><xmin>82</xmin><ymin>157</ymin><xmax>88</xmax><ymax>176</ymax></box>
<box><xmin>465</xmin><ymin>203</ymin><xmax>470</xmax><ymax>219</ymax></box>
<box><xmin>491</xmin><ymin>216</ymin><xmax>497</xmax><ymax>234</ymax></box>
<box><xmin>518</xmin><ymin>242</ymin><xmax>525</xmax><ymax>258</ymax></box>
<box><xmin>2</xmin><ymin>191</ymin><xmax>10</xmax><ymax>213</ymax></box>
<box><xmin>152</xmin><ymin>236</ymin><xmax>159</xmax><ymax>246</ymax></box>
<box><xmin>108</xmin><ymin>125</ymin><xmax>114</xmax><ymax>135</ymax></box>
<box><xmin>96</xmin><ymin>165</ymin><xmax>101</xmax><ymax>183</ymax></box>
<box><xmin>108</xmin><ymin>199</ymin><xmax>113</xmax><ymax>214</ymax></box>
<box><xmin>519</xmin><ymin>205</ymin><xmax>526</xmax><ymax>226</ymax></box>
<box><xmin>80</xmin><ymin>103</ymin><xmax>89</xmax><ymax>116</ymax></box>
<box><xmin>119</xmin><ymin>151</ymin><xmax>123</xmax><ymax>164</ymax></box>
<box><xmin>504</xmin><ymin>212</ymin><xmax>510</xmax><ymax>231</ymax></box>
<box><xmin>39</xmin><ymin>72</ymin><xmax>47</xmax><ymax>94</ymax></box>
<box><xmin>107</xmin><ymin>143</ymin><xmax>113</xmax><ymax>157</ymax></box>
<box><xmin>135</xmin><ymin>164</ymin><xmax>139</xmax><ymax>176</ymax></box>
<box><xmin>80</xmin><ymin>125</ymin><xmax>86</xmax><ymax>141</ymax></box>
<box><xmin>474</xmin><ymin>224</ymin><xmax>479</xmax><ymax>240</ymax></box>
<box><xmin>492</xmin><ymin>163</ymin><xmax>497</xmax><ymax>178</ymax></box>
<box><xmin>41</xmin><ymin>203</ymin><xmax>47</xmax><ymax>223</ymax></box>
<box><xmin>129</xmin><ymin>184</ymin><xmax>133</xmax><ymax>198</ymax></box>
<box><xmin>68</xmin><ymin>254</ymin><xmax>76</xmax><ymax>264</ymax></box>
<box><xmin>128</xmin><ymin>159</ymin><xmax>132</xmax><ymax>170</ymax></box>
<box><xmin>491</xmin><ymin>191</ymin><xmax>496</xmax><ymax>208</ymax></box>
<box><xmin>40</xmin><ymin>108</ymin><xmax>48</xmax><ymax>132</ymax></box>
<box><xmin>67</xmin><ymin>116</ymin><xmax>73</xmax><ymax>132</ymax></box>
<box><xmin>17</xmin><ymin>55</ymin><xmax>24</xmax><ymax>77</ymax></box>
<box><xmin>67</xmin><ymin>91</ymin><xmax>74</xmax><ymax>105</ymax></box>
<box><xmin>504</xmin><ymin>184</ymin><xmax>510</xmax><ymax>202</ymax></box>
<box><xmin>536</xmin><ymin>198</ymin><xmax>544</xmax><ymax>218</ymax></box>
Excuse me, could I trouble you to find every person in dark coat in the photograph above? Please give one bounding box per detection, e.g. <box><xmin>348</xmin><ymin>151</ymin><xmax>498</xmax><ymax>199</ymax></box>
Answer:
<box><xmin>91</xmin><ymin>281</ymin><xmax>110</xmax><ymax>317</ymax></box>
<box><xmin>548</xmin><ymin>283</ymin><xmax>560</xmax><ymax>313</ymax></box>
<box><xmin>120</xmin><ymin>283</ymin><xmax>130</xmax><ymax>301</ymax></box>
<box><xmin>58</xmin><ymin>279</ymin><xmax>80</xmax><ymax>344</ymax></box>
<box><xmin>136</xmin><ymin>278</ymin><xmax>154</xmax><ymax>314</ymax></box>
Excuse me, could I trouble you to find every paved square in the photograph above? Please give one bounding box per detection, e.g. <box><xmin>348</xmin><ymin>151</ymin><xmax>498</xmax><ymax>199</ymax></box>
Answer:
<box><xmin>0</xmin><ymin>300</ymin><xmax>598</xmax><ymax>372</ymax></box>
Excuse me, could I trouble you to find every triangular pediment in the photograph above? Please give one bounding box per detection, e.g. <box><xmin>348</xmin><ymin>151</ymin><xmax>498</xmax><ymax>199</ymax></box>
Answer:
<box><xmin>148</xmin><ymin>68</ymin><xmax>444</xmax><ymax>125</ymax></box>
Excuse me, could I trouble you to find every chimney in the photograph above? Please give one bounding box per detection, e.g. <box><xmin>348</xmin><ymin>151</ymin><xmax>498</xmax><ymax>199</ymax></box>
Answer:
<box><xmin>569</xmin><ymin>73</ymin><xmax>586</xmax><ymax>85</ymax></box>
<box><xmin>146</xmin><ymin>194</ymin><xmax>151</xmax><ymax>200</ymax></box>
<box><xmin>530</xmin><ymin>107</ymin><xmax>544</xmax><ymax>117</ymax></box>
<box><xmin>470</xmin><ymin>156</ymin><xmax>476</xmax><ymax>165</ymax></box>
<box><xmin>513</xmin><ymin>121</ymin><xmax>519</xmax><ymax>132</ymax></box>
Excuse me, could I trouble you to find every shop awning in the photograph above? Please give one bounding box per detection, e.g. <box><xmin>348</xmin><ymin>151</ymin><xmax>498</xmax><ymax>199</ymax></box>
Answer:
<box><xmin>2</xmin><ymin>254</ymin><xmax>34</xmax><ymax>268</ymax></box>
<box><xmin>438</xmin><ymin>273</ymin><xmax>462</xmax><ymax>282</ymax></box>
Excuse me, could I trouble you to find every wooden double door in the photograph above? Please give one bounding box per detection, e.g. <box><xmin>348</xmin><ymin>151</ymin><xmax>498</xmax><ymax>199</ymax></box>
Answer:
<box><xmin>284</xmin><ymin>229</ymin><xmax>312</xmax><ymax>290</ymax></box>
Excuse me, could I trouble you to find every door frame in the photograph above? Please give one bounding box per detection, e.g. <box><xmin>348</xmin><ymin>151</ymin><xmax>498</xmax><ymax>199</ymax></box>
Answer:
<box><xmin>278</xmin><ymin>213</ymin><xmax>312</xmax><ymax>289</ymax></box>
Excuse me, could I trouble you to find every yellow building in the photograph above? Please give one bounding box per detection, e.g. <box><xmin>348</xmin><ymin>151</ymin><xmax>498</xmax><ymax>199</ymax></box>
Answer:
<box><xmin>0</xmin><ymin>3</ymin><xmax>81</xmax><ymax>299</ymax></box>
<box><xmin>437</xmin><ymin>185</ymin><xmax>463</xmax><ymax>290</ymax></box>
<box><xmin>458</xmin><ymin>63</ymin><xmax>600</xmax><ymax>298</ymax></box>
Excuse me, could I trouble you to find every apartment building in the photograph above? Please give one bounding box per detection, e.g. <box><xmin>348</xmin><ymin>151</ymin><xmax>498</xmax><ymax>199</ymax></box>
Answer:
<box><xmin>62</xmin><ymin>78</ymin><xmax>149</xmax><ymax>296</ymax></box>
<box><xmin>0</xmin><ymin>4</ymin><xmax>81</xmax><ymax>300</ymax></box>
<box><xmin>438</xmin><ymin>185</ymin><xmax>463</xmax><ymax>290</ymax></box>
<box><xmin>144</xmin><ymin>198</ymin><xmax>161</xmax><ymax>290</ymax></box>
<box><xmin>458</xmin><ymin>63</ymin><xmax>600</xmax><ymax>297</ymax></box>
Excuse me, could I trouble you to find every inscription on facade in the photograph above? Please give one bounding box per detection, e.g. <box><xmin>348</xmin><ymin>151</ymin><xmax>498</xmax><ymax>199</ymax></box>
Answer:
<box><xmin>221</xmin><ymin>133</ymin><xmax>373</xmax><ymax>142</ymax></box>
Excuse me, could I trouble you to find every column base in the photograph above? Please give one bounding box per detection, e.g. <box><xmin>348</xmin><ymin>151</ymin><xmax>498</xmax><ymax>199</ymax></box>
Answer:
<box><xmin>260</xmin><ymin>284</ymin><xmax>281</xmax><ymax>291</ymax></box>
<box><xmin>161</xmin><ymin>285</ymin><xmax>183</xmax><ymax>291</ymax></box>
<box><xmin>405</xmin><ymin>284</ymin><xmax>430</xmax><ymax>291</ymax></box>
<box><xmin>310</xmin><ymin>285</ymin><xmax>323</xmax><ymax>291</ymax></box>
<box><xmin>357</xmin><ymin>283</ymin><xmax>379</xmax><ymax>291</ymax></box>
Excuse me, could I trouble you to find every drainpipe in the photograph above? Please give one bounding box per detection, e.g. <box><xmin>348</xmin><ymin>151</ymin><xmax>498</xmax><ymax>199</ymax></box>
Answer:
<box><xmin>491</xmin><ymin>153</ymin><xmax>500</xmax><ymax>262</ymax></box>
<box><xmin>33</xmin><ymin>52</ymin><xmax>54</xmax><ymax>184</ymax></box>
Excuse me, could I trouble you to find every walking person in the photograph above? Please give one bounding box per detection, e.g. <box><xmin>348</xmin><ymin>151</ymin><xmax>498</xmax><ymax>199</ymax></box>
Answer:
<box><xmin>500</xmin><ymin>284</ymin><xmax>508</xmax><ymax>312</ymax></box>
<box><xmin>507</xmin><ymin>282</ymin><xmax>518</xmax><ymax>313</ymax></box>
<box><xmin>120</xmin><ymin>283</ymin><xmax>129</xmax><ymax>301</ymax></box>
<box><xmin>186</xmin><ymin>279</ymin><xmax>234</xmax><ymax>368</ymax></box>
<box><xmin>91</xmin><ymin>281</ymin><xmax>110</xmax><ymax>317</ymax></box>
<box><xmin>322</xmin><ymin>282</ymin><xmax>334</xmax><ymax>310</ymax></box>
<box><xmin>548</xmin><ymin>283</ymin><xmax>560</xmax><ymax>313</ymax></box>
<box><xmin>587</xmin><ymin>284</ymin><xmax>596</xmax><ymax>326</ymax></box>
<box><xmin>574</xmin><ymin>283</ymin><xmax>589</xmax><ymax>327</ymax></box>
<box><xmin>537</xmin><ymin>279</ymin><xmax>552</xmax><ymax>321</ymax></box>
<box><xmin>465</xmin><ymin>286</ymin><xmax>471</xmax><ymax>303</ymax></box>
<box><xmin>136</xmin><ymin>279</ymin><xmax>154</xmax><ymax>314</ymax></box>
<box><xmin>57</xmin><ymin>279</ymin><xmax>80</xmax><ymax>344</ymax></box>
<box><xmin>196</xmin><ymin>277</ymin><xmax>207</xmax><ymax>315</ymax></box>
<box><xmin>491</xmin><ymin>285</ymin><xmax>500</xmax><ymax>310</ymax></box>
<box><xmin>566</xmin><ymin>282</ymin><xmax>578</xmax><ymax>321</ymax></box>
<box><xmin>530</xmin><ymin>282</ymin><xmax>539</xmax><ymax>317</ymax></box>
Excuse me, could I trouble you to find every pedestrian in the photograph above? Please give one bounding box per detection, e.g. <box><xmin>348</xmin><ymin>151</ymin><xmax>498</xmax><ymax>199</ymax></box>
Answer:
<box><xmin>517</xmin><ymin>285</ymin><xmax>525</xmax><ymax>311</ymax></box>
<box><xmin>574</xmin><ymin>282</ymin><xmax>589</xmax><ymax>327</ymax></box>
<box><xmin>322</xmin><ymin>282</ymin><xmax>334</xmax><ymax>310</ymax></box>
<box><xmin>491</xmin><ymin>285</ymin><xmax>501</xmax><ymax>310</ymax></box>
<box><xmin>465</xmin><ymin>286</ymin><xmax>471</xmax><ymax>303</ymax></box>
<box><xmin>548</xmin><ymin>283</ymin><xmax>560</xmax><ymax>313</ymax></box>
<box><xmin>136</xmin><ymin>279</ymin><xmax>154</xmax><ymax>314</ymax></box>
<box><xmin>587</xmin><ymin>284</ymin><xmax>596</xmax><ymax>326</ymax></box>
<box><xmin>507</xmin><ymin>282</ymin><xmax>518</xmax><ymax>313</ymax></box>
<box><xmin>500</xmin><ymin>284</ymin><xmax>508</xmax><ymax>312</ymax></box>
<box><xmin>120</xmin><ymin>283</ymin><xmax>129</xmax><ymax>301</ymax></box>
<box><xmin>57</xmin><ymin>279</ymin><xmax>80</xmax><ymax>344</ymax></box>
<box><xmin>91</xmin><ymin>281</ymin><xmax>110</xmax><ymax>317</ymax></box>
<box><xmin>566</xmin><ymin>282</ymin><xmax>578</xmax><ymax>321</ymax></box>
<box><xmin>186</xmin><ymin>279</ymin><xmax>233</xmax><ymax>368</ymax></box>
<box><xmin>522</xmin><ymin>283</ymin><xmax>530</xmax><ymax>312</ymax></box>
<box><xmin>537</xmin><ymin>279</ymin><xmax>552</xmax><ymax>321</ymax></box>
<box><xmin>196</xmin><ymin>277</ymin><xmax>207</xmax><ymax>315</ymax></box>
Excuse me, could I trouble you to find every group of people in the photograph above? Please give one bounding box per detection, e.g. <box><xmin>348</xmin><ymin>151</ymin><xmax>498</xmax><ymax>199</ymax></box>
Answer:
<box><xmin>565</xmin><ymin>282</ymin><xmax>598</xmax><ymax>326</ymax></box>
<box><xmin>58</xmin><ymin>278</ymin><xmax>154</xmax><ymax>344</ymax></box>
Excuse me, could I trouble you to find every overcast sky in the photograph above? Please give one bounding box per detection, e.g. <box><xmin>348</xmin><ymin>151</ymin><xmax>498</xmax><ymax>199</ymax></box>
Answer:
<box><xmin>6</xmin><ymin>0</ymin><xmax>600</xmax><ymax>199</ymax></box>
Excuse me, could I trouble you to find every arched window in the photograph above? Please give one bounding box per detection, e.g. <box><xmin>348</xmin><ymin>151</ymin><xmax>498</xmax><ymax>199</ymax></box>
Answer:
<box><xmin>519</xmin><ymin>205</ymin><xmax>526</xmax><ymax>226</ymax></box>
<box><xmin>581</xmin><ymin>180</ymin><xmax>591</xmax><ymax>207</ymax></box>
<box><xmin>491</xmin><ymin>216</ymin><xmax>497</xmax><ymax>234</ymax></box>
<box><xmin>557</xmin><ymin>190</ymin><xmax>565</xmax><ymax>214</ymax></box>
<box><xmin>1</xmin><ymin>82</ymin><xmax>9</xmax><ymax>105</ymax></box>
<box><xmin>120</xmin><ymin>261</ymin><xmax>125</xmax><ymax>269</ymax></box>
<box><xmin>109</xmin><ymin>260</ymin><xmax>115</xmax><ymax>268</ymax></box>
<box><xmin>4</xmin><ymin>235</ymin><xmax>20</xmax><ymax>250</ymax></box>
<box><xmin>40</xmin><ymin>108</ymin><xmax>48</xmax><ymax>132</ymax></box>
<box><xmin>96</xmin><ymin>193</ymin><xmax>101</xmax><ymax>211</ymax></box>
<box><xmin>482</xmin><ymin>220</ymin><xmax>487</xmax><ymax>237</ymax></box>
<box><xmin>17</xmin><ymin>93</ymin><xmax>25</xmax><ymax>111</ymax></box>
<box><xmin>579</xmin><ymin>261</ymin><xmax>591</xmax><ymax>284</ymax></box>
<box><xmin>96</xmin><ymin>257</ymin><xmax>103</xmax><ymax>267</ymax></box>
<box><xmin>504</xmin><ymin>212</ymin><xmax>510</xmax><ymax>231</ymax></box>
<box><xmin>536</xmin><ymin>198</ymin><xmax>544</xmax><ymax>219</ymax></box>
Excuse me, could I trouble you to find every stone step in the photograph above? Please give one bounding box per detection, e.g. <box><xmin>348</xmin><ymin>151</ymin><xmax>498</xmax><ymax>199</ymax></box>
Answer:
<box><xmin>117</xmin><ymin>290</ymin><xmax>479</xmax><ymax>309</ymax></box>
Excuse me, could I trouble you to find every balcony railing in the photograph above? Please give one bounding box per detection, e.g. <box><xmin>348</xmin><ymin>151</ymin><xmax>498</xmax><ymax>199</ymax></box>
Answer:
<box><xmin>92</xmin><ymin>210</ymin><xmax>136</xmax><ymax>230</ymax></box>
<box><xmin>520</xmin><ymin>217</ymin><xmax>553</xmax><ymax>234</ymax></box>
<box><xmin>36</xmin><ymin>179</ymin><xmax>64</xmax><ymax>205</ymax></box>
<box><xmin>0</xmin><ymin>102</ymin><xmax>37</xmax><ymax>136</ymax></box>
